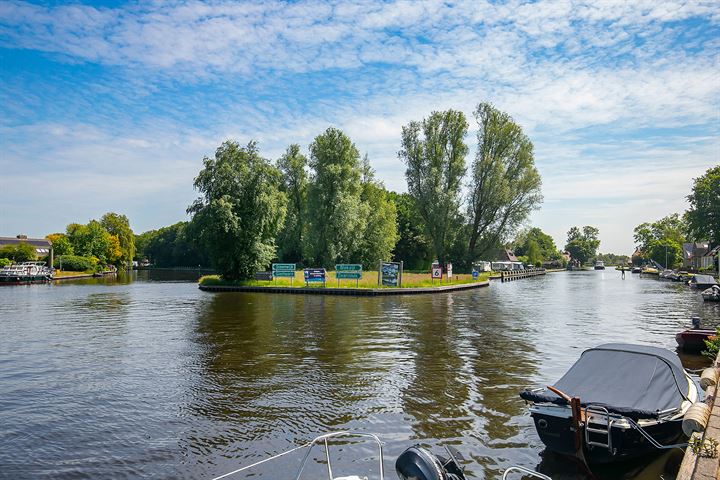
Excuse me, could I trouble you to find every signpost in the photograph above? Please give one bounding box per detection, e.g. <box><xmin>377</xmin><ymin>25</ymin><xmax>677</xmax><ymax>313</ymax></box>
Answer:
<box><xmin>446</xmin><ymin>262</ymin><xmax>453</xmax><ymax>281</ymax></box>
<box><xmin>431</xmin><ymin>262</ymin><xmax>442</xmax><ymax>284</ymax></box>
<box><xmin>255</xmin><ymin>271</ymin><xmax>273</xmax><ymax>281</ymax></box>
<box><xmin>335</xmin><ymin>264</ymin><xmax>362</xmax><ymax>287</ymax></box>
<box><xmin>381</xmin><ymin>261</ymin><xmax>402</xmax><ymax>287</ymax></box>
<box><xmin>472</xmin><ymin>269</ymin><xmax>479</xmax><ymax>280</ymax></box>
<box><xmin>272</xmin><ymin>263</ymin><xmax>296</xmax><ymax>285</ymax></box>
<box><xmin>304</xmin><ymin>268</ymin><xmax>326</xmax><ymax>287</ymax></box>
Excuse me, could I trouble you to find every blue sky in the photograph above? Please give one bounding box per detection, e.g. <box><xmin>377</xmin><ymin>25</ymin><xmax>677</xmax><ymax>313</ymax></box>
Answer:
<box><xmin>1</xmin><ymin>0</ymin><xmax>718</xmax><ymax>254</ymax></box>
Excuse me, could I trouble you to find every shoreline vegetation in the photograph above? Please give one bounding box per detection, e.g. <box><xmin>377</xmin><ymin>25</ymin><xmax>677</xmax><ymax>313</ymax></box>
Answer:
<box><xmin>199</xmin><ymin>271</ymin><xmax>490</xmax><ymax>289</ymax></box>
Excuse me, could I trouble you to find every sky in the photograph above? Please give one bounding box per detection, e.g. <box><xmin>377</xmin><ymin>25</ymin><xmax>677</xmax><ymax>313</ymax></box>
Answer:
<box><xmin>0</xmin><ymin>0</ymin><xmax>718</xmax><ymax>255</ymax></box>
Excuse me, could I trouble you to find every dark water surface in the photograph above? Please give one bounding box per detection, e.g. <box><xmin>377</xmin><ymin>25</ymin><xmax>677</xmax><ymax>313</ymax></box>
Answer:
<box><xmin>1</xmin><ymin>270</ymin><xmax>718</xmax><ymax>479</ymax></box>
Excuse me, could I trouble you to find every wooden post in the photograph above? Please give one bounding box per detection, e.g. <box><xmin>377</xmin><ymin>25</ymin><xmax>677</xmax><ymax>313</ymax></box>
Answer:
<box><xmin>399</xmin><ymin>261</ymin><xmax>403</xmax><ymax>287</ymax></box>
<box><xmin>378</xmin><ymin>261</ymin><xmax>381</xmax><ymax>286</ymax></box>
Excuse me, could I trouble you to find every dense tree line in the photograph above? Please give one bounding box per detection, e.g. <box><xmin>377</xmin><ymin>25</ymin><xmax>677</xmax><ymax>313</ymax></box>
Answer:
<box><xmin>135</xmin><ymin>222</ymin><xmax>208</xmax><ymax>268</ymax></box>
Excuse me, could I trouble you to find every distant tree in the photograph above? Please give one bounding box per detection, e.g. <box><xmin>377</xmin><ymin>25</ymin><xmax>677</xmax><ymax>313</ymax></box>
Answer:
<box><xmin>353</xmin><ymin>156</ymin><xmax>398</xmax><ymax>268</ymax></box>
<box><xmin>685</xmin><ymin>165</ymin><xmax>720</xmax><ymax>245</ymax></box>
<box><xmin>467</xmin><ymin>103</ymin><xmax>543</xmax><ymax>260</ymax></box>
<box><xmin>46</xmin><ymin>233</ymin><xmax>74</xmax><ymax>256</ymax></box>
<box><xmin>633</xmin><ymin>213</ymin><xmax>687</xmax><ymax>268</ymax></box>
<box><xmin>276</xmin><ymin>144</ymin><xmax>308</xmax><ymax>263</ymax></box>
<box><xmin>399</xmin><ymin>110</ymin><xmax>468</xmax><ymax>264</ymax></box>
<box><xmin>188</xmin><ymin>141</ymin><xmax>286</xmax><ymax>280</ymax></box>
<box><xmin>387</xmin><ymin>191</ymin><xmax>433</xmax><ymax>270</ymax></box>
<box><xmin>136</xmin><ymin>222</ymin><xmax>208</xmax><ymax>267</ymax></box>
<box><xmin>0</xmin><ymin>243</ymin><xmax>36</xmax><ymax>262</ymax></box>
<box><xmin>565</xmin><ymin>226</ymin><xmax>600</xmax><ymax>265</ymax></box>
<box><xmin>100</xmin><ymin>213</ymin><xmax>135</xmax><ymax>267</ymax></box>
<box><xmin>66</xmin><ymin>220</ymin><xmax>114</xmax><ymax>264</ymax></box>
<box><xmin>514</xmin><ymin>227</ymin><xmax>558</xmax><ymax>262</ymax></box>
<box><xmin>306</xmin><ymin>128</ymin><xmax>368</xmax><ymax>268</ymax></box>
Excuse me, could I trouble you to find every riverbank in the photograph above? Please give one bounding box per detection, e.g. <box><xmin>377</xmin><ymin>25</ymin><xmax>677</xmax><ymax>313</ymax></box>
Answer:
<box><xmin>200</xmin><ymin>279</ymin><xmax>489</xmax><ymax>295</ymax></box>
<box><xmin>53</xmin><ymin>270</ymin><xmax>117</xmax><ymax>281</ymax></box>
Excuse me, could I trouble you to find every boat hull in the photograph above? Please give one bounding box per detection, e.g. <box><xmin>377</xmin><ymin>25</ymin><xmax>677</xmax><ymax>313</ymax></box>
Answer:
<box><xmin>676</xmin><ymin>329</ymin><xmax>715</xmax><ymax>351</ymax></box>
<box><xmin>0</xmin><ymin>275</ymin><xmax>51</xmax><ymax>285</ymax></box>
<box><xmin>529</xmin><ymin>410</ymin><xmax>685</xmax><ymax>464</ymax></box>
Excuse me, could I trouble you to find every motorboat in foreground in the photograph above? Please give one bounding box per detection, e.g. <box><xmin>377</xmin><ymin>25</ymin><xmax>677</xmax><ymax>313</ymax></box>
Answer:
<box><xmin>210</xmin><ymin>431</ymin><xmax>551</xmax><ymax>480</ymax></box>
<box><xmin>520</xmin><ymin>344</ymin><xmax>699</xmax><ymax>464</ymax></box>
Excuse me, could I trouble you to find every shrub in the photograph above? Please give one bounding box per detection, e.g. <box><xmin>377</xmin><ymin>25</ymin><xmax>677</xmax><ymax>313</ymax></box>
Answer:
<box><xmin>703</xmin><ymin>329</ymin><xmax>720</xmax><ymax>360</ymax></box>
<box><xmin>0</xmin><ymin>243</ymin><xmax>36</xmax><ymax>262</ymax></box>
<box><xmin>0</xmin><ymin>258</ymin><xmax>11</xmax><ymax>267</ymax></box>
<box><xmin>54</xmin><ymin>255</ymin><xmax>98</xmax><ymax>272</ymax></box>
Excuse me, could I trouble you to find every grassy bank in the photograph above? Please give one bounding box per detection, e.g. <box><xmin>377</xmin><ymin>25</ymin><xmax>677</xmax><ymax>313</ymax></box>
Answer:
<box><xmin>199</xmin><ymin>270</ymin><xmax>490</xmax><ymax>288</ymax></box>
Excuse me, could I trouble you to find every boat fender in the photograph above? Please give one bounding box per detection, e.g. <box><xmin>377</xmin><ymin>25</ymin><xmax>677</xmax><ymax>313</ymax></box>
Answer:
<box><xmin>682</xmin><ymin>402</ymin><xmax>711</xmax><ymax>437</ymax></box>
<box><xmin>700</xmin><ymin>368</ymin><xmax>718</xmax><ymax>390</ymax></box>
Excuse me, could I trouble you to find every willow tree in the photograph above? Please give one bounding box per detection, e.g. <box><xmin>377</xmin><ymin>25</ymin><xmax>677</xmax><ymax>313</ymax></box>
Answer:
<box><xmin>187</xmin><ymin>141</ymin><xmax>286</xmax><ymax>280</ymax></box>
<box><xmin>306</xmin><ymin>128</ymin><xmax>368</xmax><ymax>268</ymax></box>
<box><xmin>399</xmin><ymin>110</ymin><xmax>468</xmax><ymax>264</ymax></box>
<box><xmin>467</xmin><ymin>103</ymin><xmax>542</xmax><ymax>259</ymax></box>
<box><xmin>276</xmin><ymin>144</ymin><xmax>308</xmax><ymax>263</ymax></box>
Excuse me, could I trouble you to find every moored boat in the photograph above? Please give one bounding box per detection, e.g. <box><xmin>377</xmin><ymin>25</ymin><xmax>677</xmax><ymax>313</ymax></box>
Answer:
<box><xmin>520</xmin><ymin>343</ymin><xmax>698</xmax><ymax>464</ymax></box>
<box><xmin>690</xmin><ymin>275</ymin><xmax>719</xmax><ymax>290</ymax></box>
<box><xmin>594</xmin><ymin>260</ymin><xmax>605</xmax><ymax>270</ymax></box>
<box><xmin>641</xmin><ymin>266</ymin><xmax>659</xmax><ymax>275</ymax></box>
<box><xmin>0</xmin><ymin>261</ymin><xmax>54</xmax><ymax>285</ymax></box>
<box><xmin>676</xmin><ymin>329</ymin><xmax>716</xmax><ymax>352</ymax></box>
<box><xmin>701</xmin><ymin>285</ymin><xmax>720</xmax><ymax>302</ymax></box>
<box><xmin>631</xmin><ymin>266</ymin><xmax>641</xmax><ymax>274</ymax></box>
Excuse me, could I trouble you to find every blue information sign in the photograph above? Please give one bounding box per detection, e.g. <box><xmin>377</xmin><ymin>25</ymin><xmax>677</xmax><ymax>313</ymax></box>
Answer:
<box><xmin>304</xmin><ymin>268</ymin><xmax>326</xmax><ymax>284</ymax></box>
<box><xmin>472</xmin><ymin>270</ymin><xmax>479</xmax><ymax>279</ymax></box>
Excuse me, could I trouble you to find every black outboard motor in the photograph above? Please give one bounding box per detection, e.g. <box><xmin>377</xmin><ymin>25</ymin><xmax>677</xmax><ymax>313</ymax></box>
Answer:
<box><xmin>395</xmin><ymin>445</ymin><xmax>466</xmax><ymax>480</ymax></box>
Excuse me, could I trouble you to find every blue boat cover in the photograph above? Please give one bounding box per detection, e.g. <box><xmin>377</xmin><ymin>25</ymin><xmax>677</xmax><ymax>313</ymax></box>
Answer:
<box><xmin>520</xmin><ymin>344</ymin><xmax>689</xmax><ymax>419</ymax></box>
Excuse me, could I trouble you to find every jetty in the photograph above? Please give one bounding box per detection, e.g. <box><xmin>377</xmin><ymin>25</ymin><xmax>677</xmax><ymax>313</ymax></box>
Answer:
<box><xmin>499</xmin><ymin>267</ymin><xmax>546</xmax><ymax>282</ymax></box>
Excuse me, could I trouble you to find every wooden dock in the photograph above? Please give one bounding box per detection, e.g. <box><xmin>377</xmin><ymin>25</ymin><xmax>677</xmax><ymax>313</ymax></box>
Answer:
<box><xmin>677</xmin><ymin>351</ymin><xmax>720</xmax><ymax>480</ymax></box>
<box><xmin>499</xmin><ymin>268</ymin><xmax>546</xmax><ymax>282</ymax></box>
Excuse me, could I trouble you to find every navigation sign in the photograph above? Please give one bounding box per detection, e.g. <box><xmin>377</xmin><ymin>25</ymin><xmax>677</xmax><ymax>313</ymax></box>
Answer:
<box><xmin>446</xmin><ymin>262</ymin><xmax>453</xmax><ymax>279</ymax></box>
<box><xmin>304</xmin><ymin>268</ymin><xmax>326</xmax><ymax>285</ymax></box>
<box><xmin>431</xmin><ymin>263</ymin><xmax>442</xmax><ymax>279</ymax></box>
<box><xmin>381</xmin><ymin>262</ymin><xmax>400</xmax><ymax>287</ymax></box>
<box><xmin>472</xmin><ymin>270</ymin><xmax>479</xmax><ymax>279</ymax></box>
<box><xmin>255</xmin><ymin>271</ymin><xmax>273</xmax><ymax>281</ymax></box>
<box><xmin>335</xmin><ymin>264</ymin><xmax>362</xmax><ymax>279</ymax></box>
<box><xmin>272</xmin><ymin>263</ymin><xmax>296</xmax><ymax>278</ymax></box>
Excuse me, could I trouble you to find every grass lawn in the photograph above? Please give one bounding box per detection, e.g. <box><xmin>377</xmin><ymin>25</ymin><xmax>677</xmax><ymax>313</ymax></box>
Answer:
<box><xmin>54</xmin><ymin>270</ymin><xmax>93</xmax><ymax>277</ymax></box>
<box><xmin>200</xmin><ymin>270</ymin><xmax>490</xmax><ymax>288</ymax></box>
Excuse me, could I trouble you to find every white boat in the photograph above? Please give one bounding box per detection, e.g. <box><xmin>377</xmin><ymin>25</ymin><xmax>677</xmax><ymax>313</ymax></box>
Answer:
<box><xmin>593</xmin><ymin>260</ymin><xmax>605</xmax><ymax>270</ymax></box>
<box><xmin>0</xmin><ymin>261</ymin><xmax>53</xmax><ymax>284</ymax></box>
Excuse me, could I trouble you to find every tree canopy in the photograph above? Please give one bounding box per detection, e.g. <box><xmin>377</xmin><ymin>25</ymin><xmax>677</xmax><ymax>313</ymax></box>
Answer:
<box><xmin>514</xmin><ymin>227</ymin><xmax>559</xmax><ymax>265</ymax></box>
<box><xmin>188</xmin><ymin>141</ymin><xmax>286</xmax><ymax>280</ymax></box>
<box><xmin>633</xmin><ymin>214</ymin><xmax>687</xmax><ymax>268</ymax></box>
<box><xmin>100</xmin><ymin>213</ymin><xmax>135</xmax><ymax>267</ymax></box>
<box><xmin>135</xmin><ymin>222</ymin><xmax>208</xmax><ymax>267</ymax></box>
<box><xmin>276</xmin><ymin>144</ymin><xmax>308</xmax><ymax>263</ymax></box>
<box><xmin>399</xmin><ymin>109</ymin><xmax>468</xmax><ymax>264</ymax></box>
<box><xmin>565</xmin><ymin>226</ymin><xmax>600</xmax><ymax>265</ymax></box>
<box><xmin>0</xmin><ymin>243</ymin><xmax>36</xmax><ymax>262</ymax></box>
<box><xmin>685</xmin><ymin>165</ymin><xmax>719</xmax><ymax>245</ymax></box>
<box><xmin>467</xmin><ymin>103</ymin><xmax>542</xmax><ymax>260</ymax></box>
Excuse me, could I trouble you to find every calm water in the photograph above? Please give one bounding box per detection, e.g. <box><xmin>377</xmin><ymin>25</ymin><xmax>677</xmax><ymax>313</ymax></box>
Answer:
<box><xmin>1</xmin><ymin>270</ymin><xmax>718</xmax><ymax>480</ymax></box>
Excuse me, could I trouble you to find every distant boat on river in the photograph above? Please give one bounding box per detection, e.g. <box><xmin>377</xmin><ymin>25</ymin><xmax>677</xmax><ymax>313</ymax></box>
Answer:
<box><xmin>594</xmin><ymin>260</ymin><xmax>605</xmax><ymax>270</ymax></box>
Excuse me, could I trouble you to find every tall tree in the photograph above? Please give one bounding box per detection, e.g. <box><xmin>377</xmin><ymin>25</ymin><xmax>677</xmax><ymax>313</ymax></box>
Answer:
<box><xmin>399</xmin><ymin>110</ymin><xmax>468</xmax><ymax>264</ymax></box>
<box><xmin>387</xmin><ymin>192</ymin><xmax>432</xmax><ymax>269</ymax></box>
<box><xmin>46</xmin><ymin>233</ymin><xmax>74</xmax><ymax>256</ymax></box>
<box><xmin>685</xmin><ymin>165</ymin><xmax>720</xmax><ymax>245</ymax></box>
<box><xmin>188</xmin><ymin>141</ymin><xmax>286</xmax><ymax>280</ymax></box>
<box><xmin>467</xmin><ymin>103</ymin><xmax>543</xmax><ymax>260</ymax></box>
<box><xmin>514</xmin><ymin>227</ymin><xmax>559</xmax><ymax>262</ymax></box>
<box><xmin>66</xmin><ymin>220</ymin><xmax>116</xmax><ymax>264</ymax></box>
<box><xmin>565</xmin><ymin>226</ymin><xmax>600</xmax><ymax>265</ymax></box>
<box><xmin>353</xmin><ymin>156</ymin><xmax>398</xmax><ymax>268</ymax></box>
<box><xmin>276</xmin><ymin>144</ymin><xmax>308</xmax><ymax>263</ymax></box>
<box><xmin>633</xmin><ymin>214</ymin><xmax>687</xmax><ymax>268</ymax></box>
<box><xmin>306</xmin><ymin>128</ymin><xmax>368</xmax><ymax>268</ymax></box>
<box><xmin>100</xmin><ymin>212</ymin><xmax>135</xmax><ymax>267</ymax></box>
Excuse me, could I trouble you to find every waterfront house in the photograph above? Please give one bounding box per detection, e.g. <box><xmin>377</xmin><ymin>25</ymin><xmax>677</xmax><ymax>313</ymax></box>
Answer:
<box><xmin>682</xmin><ymin>241</ymin><xmax>711</xmax><ymax>271</ymax></box>
<box><xmin>0</xmin><ymin>235</ymin><xmax>53</xmax><ymax>259</ymax></box>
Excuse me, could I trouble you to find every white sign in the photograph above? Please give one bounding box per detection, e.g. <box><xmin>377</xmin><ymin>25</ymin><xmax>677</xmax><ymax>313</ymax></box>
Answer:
<box><xmin>446</xmin><ymin>262</ymin><xmax>453</xmax><ymax>278</ymax></box>
<box><xmin>431</xmin><ymin>264</ymin><xmax>442</xmax><ymax>279</ymax></box>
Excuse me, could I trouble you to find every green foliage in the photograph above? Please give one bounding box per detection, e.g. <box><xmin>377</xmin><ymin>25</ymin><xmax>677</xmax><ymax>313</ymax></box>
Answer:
<box><xmin>633</xmin><ymin>214</ymin><xmax>687</xmax><ymax>268</ymax></box>
<box><xmin>514</xmin><ymin>227</ymin><xmax>558</xmax><ymax>263</ymax></box>
<box><xmin>467</xmin><ymin>103</ymin><xmax>543</xmax><ymax>260</ymax></box>
<box><xmin>565</xmin><ymin>226</ymin><xmax>600</xmax><ymax>265</ymax></box>
<box><xmin>135</xmin><ymin>222</ymin><xmax>208</xmax><ymax>267</ymax></box>
<box><xmin>353</xmin><ymin>157</ymin><xmax>398</xmax><ymax>268</ymax></box>
<box><xmin>688</xmin><ymin>436</ymin><xmax>719</xmax><ymax>459</ymax></box>
<box><xmin>0</xmin><ymin>257</ymin><xmax>11</xmax><ymax>267</ymax></box>
<box><xmin>276</xmin><ymin>144</ymin><xmax>308</xmax><ymax>263</ymax></box>
<box><xmin>400</xmin><ymin>109</ymin><xmax>468</xmax><ymax>264</ymax></box>
<box><xmin>46</xmin><ymin>233</ymin><xmax>74</xmax><ymax>256</ymax></box>
<box><xmin>188</xmin><ymin>140</ymin><xmax>287</xmax><ymax>280</ymax></box>
<box><xmin>54</xmin><ymin>255</ymin><xmax>98</xmax><ymax>272</ymax></box>
<box><xmin>703</xmin><ymin>329</ymin><xmax>720</xmax><ymax>360</ymax></box>
<box><xmin>595</xmin><ymin>253</ymin><xmax>630</xmax><ymax>265</ymax></box>
<box><xmin>0</xmin><ymin>243</ymin><xmax>37</xmax><ymax>262</ymax></box>
<box><xmin>100</xmin><ymin>212</ymin><xmax>135</xmax><ymax>267</ymax></box>
<box><xmin>66</xmin><ymin>220</ymin><xmax>117</xmax><ymax>265</ymax></box>
<box><xmin>686</xmin><ymin>165</ymin><xmax>720</xmax><ymax>245</ymax></box>
<box><xmin>306</xmin><ymin>128</ymin><xmax>368</xmax><ymax>268</ymax></box>
<box><xmin>387</xmin><ymin>191</ymin><xmax>433</xmax><ymax>270</ymax></box>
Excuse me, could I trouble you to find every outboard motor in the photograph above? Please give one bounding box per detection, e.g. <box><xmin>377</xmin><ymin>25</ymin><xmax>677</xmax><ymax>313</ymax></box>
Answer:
<box><xmin>692</xmin><ymin>316</ymin><xmax>701</xmax><ymax>329</ymax></box>
<box><xmin>395</xmin><ymin>445</ymin><xmax>466</xmax><ymax>480</ymax></box>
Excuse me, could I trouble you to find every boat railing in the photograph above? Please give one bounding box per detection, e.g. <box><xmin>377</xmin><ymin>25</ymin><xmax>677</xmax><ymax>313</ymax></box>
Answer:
<box><xmin>502</xmin><ymin>466</ymin><xmax>552</xmax><ymax>480</ymax></box>
<box><xmin>212</xmin><ymin>431</ymin><xmax>385</xmax><ymax>480</ymax></box>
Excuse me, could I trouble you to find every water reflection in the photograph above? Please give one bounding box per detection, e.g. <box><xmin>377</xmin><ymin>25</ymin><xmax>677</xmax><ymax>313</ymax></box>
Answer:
<box><xmin>0</xmin><ymin>270</ymin><xmax>715</xmax><ymax>479</ymax></box>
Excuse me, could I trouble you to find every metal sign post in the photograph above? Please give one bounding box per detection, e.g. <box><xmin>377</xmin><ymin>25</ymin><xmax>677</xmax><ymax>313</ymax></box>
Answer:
<box><xmin>380</xmin><ymin>262</ymin><xmax>401</xmax><ymax>287</ymax></box>
<box><xmin>272</xmin><ymin>263</ymin><xmax>296</xmax><ymax>286</ymax></box>
<box><xmin>335</xmin><ymin>264</ymin><xmax>362</xmax><ymax>288</ymax></box>
<box><xmin>431</xmin><ymin>262</ymin><xmax>442</xmax><ymax>284</ymax></box>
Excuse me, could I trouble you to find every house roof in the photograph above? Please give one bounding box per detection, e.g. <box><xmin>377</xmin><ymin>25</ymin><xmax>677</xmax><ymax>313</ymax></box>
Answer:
<box><xmin>0</xmin><ymin>236</ymin><xmax>52</xmax><ymax>253</ymax></box>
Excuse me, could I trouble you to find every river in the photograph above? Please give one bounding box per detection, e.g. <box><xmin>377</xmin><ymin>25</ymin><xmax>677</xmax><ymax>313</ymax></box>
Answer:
<box><xmin>1</xmin><ymin>270</ymin><xmax>718</xmax><ymax>479</ymax></box>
